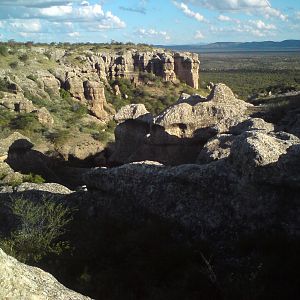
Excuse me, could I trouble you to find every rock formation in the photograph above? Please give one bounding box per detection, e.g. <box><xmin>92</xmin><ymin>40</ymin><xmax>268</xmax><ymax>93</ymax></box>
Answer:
<box><xmin>84</xmin><ymin>128</ymin><xmax>300</xmax><ymax>240</ymax></box>
<box><xmin>0</xmin><ymin>248</ymin><xmax>92</xmax><ymax>300</ymax></box>
<box><xmin>110</xmin><ymin>84</ymin><xmax>252</xmax><ymax>165</ymax></box>
<box><xmin>174</xmin><ymin>52</ymin><xmax>199</xmax><ymax>89</ymax></box>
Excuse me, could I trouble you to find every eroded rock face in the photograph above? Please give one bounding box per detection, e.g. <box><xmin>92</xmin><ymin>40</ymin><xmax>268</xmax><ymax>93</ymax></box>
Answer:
<box><xmin>84</xmin><ymin>128</ymin><xmax>300</xmax><ymax>239</ymax></box>
<box><xmin>34</xmin><ymin>107</ymin><xmax>54</xmax><ymax>127</ymax></box>
<box><xmin>86</xmin><ymin>50</ymin><xmax>199</xmax><ymax>88</ymax></box>
<box><xmin>110</xmin><ymin>84</ymin><xmax>253</xmax><ymax>165</ymax></box>
<box><xmin>83</xmin><ymin>81</ymin><xmax>109</xmax><ymax>120</ymax></box>
<box><xmin>0</xmin><ymin>248</ymin><xmax>92</xmax><ymax>300</ymax></box>
<box><xmin>174</xmin><ymin>52</ymin><xmax>200</xmax><ymax>89</ymax></box>
<box><xmin>110</xmin><ymin>105</ymin><xmax>152</xmax><ymax>164</ymax></box>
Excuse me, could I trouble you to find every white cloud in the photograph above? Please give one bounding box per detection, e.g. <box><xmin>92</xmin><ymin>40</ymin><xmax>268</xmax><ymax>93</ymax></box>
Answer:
<box><xmin>174</xmin><ymin>1</ymin><xmax>204</xmax><ymax>22</ymax></box>
<box><xmin>10</xmin><ymin>19</ymin><xmax>41</xmax><ymax>32</ymax></box>
<box><xmin>39</xmin><ymin>5</ymin><xmax>73</xmax><ymax>17</ymax></box>
<box><xmin>136</xmin><ymin>28</ymin><xmax>171</xmax><ymax>41</ymax></box>
<box><xmin>0</xmin><ymin>0</ymin><xmax>82</xmax><ymax>8</ymax></box>
<box><xmin>197</xmin><ymin>0</ymin><xmax>270</xmax><ymax>10</ymax></box>
<box><xmin>194</xmin><ymin>30</ymin><xmax>204</xmax><ymax>39</ymax></box>
<box><xmin>38</xmin><ymin>3</ymin><xmax>126</xmax><ymax>29</ymax></box>
<box><xmin>96</xmin><ymin>11</ymin><xmax>126</xmax><ymax>30</ymax></box>
<box><xmin>218</xmin><ymin>15</ymin><xmax>231</xmax><ymax>22</ymax></box>
<box><xmin>68</xmin><ymin>31</ymin><xmax>80</xmax><ymax>37</ymax></box>
<box><xmin>19</xmin><ymin>32</ymin><xmax>29</xmax><ymax>37</ymax></box>
<box><xmin>260</xmin><ymin>6</ymin><xmax>287</xmax><ymax>21</ymax></box>
<box><xmin>250</xmin><ymin>19</ymin><xmax>276</xmax><ymax>30</ymax></box>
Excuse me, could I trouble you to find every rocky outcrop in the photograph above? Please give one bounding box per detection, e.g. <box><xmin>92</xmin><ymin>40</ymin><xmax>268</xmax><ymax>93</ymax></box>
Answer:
<box><xmin>0</xmin><ymin>92</ymin><xmax>35</xmax><ymax>113</ymax></box>
<box><xmin>0</xmin><ymin>132</ymin><xmax>32</xmax><ymax>160</ymax></box>
<box><xmin>74</xmin><ymin>50</ymin><xmax>199</xmax><ymax>88</ymax></box>
<box><xmin>174</xmin><ymin>52</ymin><xmax>200</xmax><ymax>89</ymax></box>
<box><xmin>55</xmin><ymin>133</ymin><xmax>104</xmax><ymax>161</ymax></box>
<box><xmin>0</xmin><ymin>248</ymin><xmax>92</xmax><ymax>300</ymax></box>
<box><xmin>83</xmin><ymin>80</ymin><xmax>109</xmax><ymax>120</ymax></box>
<box><xmin>84</xmin><ymin>128</ymin><xmax>300</xmax><ymax>240</ymax></box>
<box><xmin>110</xmin><ymin>84</ymin><xmax>252</xmax><ymax>165</ymax></box>
<box><xmin>34</xmin><ymin>107</ymin><xmax>54</xmax><ymax>127</ymax></box>
<box><xmin>0</xmin><ymin>182</ymin><xmax>73</xmax><ymax>194</ymax></box>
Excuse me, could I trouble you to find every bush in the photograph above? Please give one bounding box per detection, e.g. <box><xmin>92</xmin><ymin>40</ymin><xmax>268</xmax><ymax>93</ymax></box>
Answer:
<box><xmin>0</xmin><ymin>196</ymin><xmax>73</xmax><ymax>263</ymax></box>
<box><xmin>0</xmin><ymin>45</ymin><xmax>8</xmax><ymax>56</ymax></box>
<box><xmin>60</xmin><ymin>88</ymin><xmax>71</xmax><ymax>100</ymax></box>
<box><xmin>27</xmin><ymin>74</ymin><xmax>38</xmax><ymax>82</ymax></box>
<box><xmin>47</xmin><ymin>129</ymin><xmax>72</xmax><ymax>146</ymax></box>
<box><xmin>23</xmin><ymin>173</ymin><xmax>45</xmax><ymax>184</ymax></box>
<box><xmin>19</xmin><ymin>53</ymin><xmax>29</xmax><ymax>62</ymax></box>
<box><xmin>9</xmin><ymin>61</ymin><xmax>18</xmax><ymax>69</ymax></box>
<box><xmin>10</xmin><ymin>114</ymin><xmax>42</xmax><ymax>132</ymax></box>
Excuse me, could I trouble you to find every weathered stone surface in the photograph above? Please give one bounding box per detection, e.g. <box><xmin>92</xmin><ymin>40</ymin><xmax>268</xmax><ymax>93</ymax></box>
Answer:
<box><xmin>0</xmin><ymin>248</ymin><xmax>92</xmax><ymax>300</ymax></box>
<box><xmin>56</xmin><ymin>134</ymin><xmax>104</xmax><ymax>161</ymax></box>
<box><xmin>110</xmin><ymin>84</ymin><xmax>253</xmax><ymax>165</ymax></box>
<box><xmin>83</xmin><ymin>49</ymin><xmax>199</xmax><ymax>88</ymax></box>
<box><xmin>0</xmin><ymin>92</ymin><xmax>35</xmax><ymax>113</ymax></box>
<box><xmin>83</xmin><ymin>80</ymin><xmax>109</xmax><ymax>120</ymax></box>
<box><xmin>84</xmin><ymin>128</ymin><xmax>300</xmax><ymax>239</ymax></box>
<box><xmin>230</xmin><ymin>130</ymin><xmax>300</xmax><ymax>184</ymax></box>
<box><xmin>0</xmin><ymin>132</ymin><xmax>32</xmax><ymax>157</ymax></box>
<box><xmin>174</xmin><ymin>52</ymin><xmax>200</xmax><ymax>89</ymax></box>
<box><xmin>35</xmin><ymin>71</ymin><xmax>61</xmax><ymax>97</ymax></box>
<box><xmin>230</xmin><ymin>118</ymin><xmax>274</xmax><ymax>135</ymax></box>
<box><xmin>65</xmin><ymin>73</ymin><xmax>85</xmax><ymax>101</ymax></box>
<box><xmin>114</xmin><ymin>104</ymin><xmax>152</xmax><ymax>123</ymax></box>
<box><xmin>0</xmin><ymin>182</ymin><xmax>73</xmax><ymax>194</ymax></box>
<box><xmin>196</xmin><ymin>134</ymin><xmax>235</xmax><ymax>164</ymax></box>
<box><xmin>34</xmin><ymin>107</ymin><xmax>54</xmax><ymax>127</ymax></box>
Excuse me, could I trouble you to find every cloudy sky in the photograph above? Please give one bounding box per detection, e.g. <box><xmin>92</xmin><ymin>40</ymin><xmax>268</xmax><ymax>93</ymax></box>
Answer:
<box><xmin>0</xmin><ymin>0</ymin><xmax>299</xmax><ymax>44</ymax></box>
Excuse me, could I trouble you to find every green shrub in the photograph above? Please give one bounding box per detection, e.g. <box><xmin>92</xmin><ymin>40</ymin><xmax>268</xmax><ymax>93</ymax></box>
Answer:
<box><xmin>0</xmin><ymin>196</ymin><xmax>73</xmax><ymax>263</ymax></box>
<box><xmin>23</xmin><ymin>173</ymin><xmax>45</xmax><ymax>184</ymax></box>
<box><xmin>19</xmin><ymin>53</ymin><xmax>29</xmax><ymax>62</ymax></box>
<box><xmin>0</xmin><ymin>78</ymin><xmax>9</xmax><ymax>92</ymax></box>
<box><xmin>60</xmin><ymin>88</ymin><xmax>71</xmax><ymax>100</ymax></box>
<box><xmin>9</xmin><ymin>61</ymin><xmax>18</xmax><ymax>69</ymax></box>
<box><xmin>47</xmin><ymin>129</ymin><xmax>72</xmax><ymax>146</ymax></box>
<box><xmin>27</xmin><ymin>74</ymin><xmax>38</xmax><ymax>82</ymax></box>
<box><xmin>10</xmin><ymin>114</ymin><xmax>42</xmax><ymax>132</ymax></box>
<box><xmin>0</xmin><ymin>45</ymin><xmax>8</xmax><ymax>56</ymax></box>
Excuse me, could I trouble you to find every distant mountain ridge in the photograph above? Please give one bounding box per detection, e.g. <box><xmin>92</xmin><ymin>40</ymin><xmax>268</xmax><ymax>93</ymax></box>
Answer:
<box><xmin>161</xmin><ymin>40</ymin><xmax>300</xmax><ymax>52</ymax></box>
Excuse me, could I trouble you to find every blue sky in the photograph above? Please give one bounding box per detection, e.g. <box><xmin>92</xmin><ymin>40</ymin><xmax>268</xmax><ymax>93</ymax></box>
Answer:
<box><xmin>0</xmin><ymin>0</ymin><xmax>299</xmax><ymax>44</ymax></box>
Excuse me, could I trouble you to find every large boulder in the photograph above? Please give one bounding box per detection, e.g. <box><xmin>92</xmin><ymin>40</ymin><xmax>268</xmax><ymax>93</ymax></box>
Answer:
<box><xmin>109</xmin><ymin>105</ymin><xmax>152</xmax><ymax>164</ymax></box>
<box><xmin>65</xmin><ymin>73</ymin><xmax>85</xmax><ymax>101</ymax></box>
<box><xmin>0</xmin><ymin>92</ymin><xmax>35</xmax><ymax>113</ymax></box>
<box><xmin>34</xmin><ymin>107</ymin><xmax>54</xmax><ymax>127</ymax></box>
<box><xmin>114</xmin><ymin>104</ymin><xmax>152</xmax><ymax>123</ymax></box>
<box><xmin>0</xmin><ymin>132</ymin><xmax>32</xmax><ymax>160</ymax></box>
<box><xmin>110</xmin><ymin>84</ymin><xmax>253</xmax><ymax>165</ymax></box>
<box><xmin>84</xmin><ymin>128</ymin><xmax>300</xmax><ymax>240</ymax></box>
<box><xmin>0</xmin><ymin>248</ymin><xmax>92</xmax><ymax>300</ymax></box>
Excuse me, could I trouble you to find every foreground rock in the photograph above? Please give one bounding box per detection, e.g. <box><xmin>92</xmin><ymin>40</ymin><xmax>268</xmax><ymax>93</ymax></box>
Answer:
<box><xmin>110</xmin><ymin>84</ymin><xmax>253</xmax><ymax>165</ymax></box>
<box><xmin>85</xmin><ymin>129</ymin><xmax>300</xmax><ymax>240</ymax></box>
<box><xmin>0</xmin><ymin>248</ymin><xmax>92</xmax><ymax>300</ymax></box>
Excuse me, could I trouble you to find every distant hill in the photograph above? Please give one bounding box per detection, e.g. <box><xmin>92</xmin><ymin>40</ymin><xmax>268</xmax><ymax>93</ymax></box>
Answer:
<box><xmin>160</xmin><ymin>40</ymin><xmax>300</xmax><ymax>52</ymax></box>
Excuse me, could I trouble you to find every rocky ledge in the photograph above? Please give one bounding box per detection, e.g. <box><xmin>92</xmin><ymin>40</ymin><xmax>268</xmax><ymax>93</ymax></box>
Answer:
<box><xmin>0</xmin><ymin>248</ymin><xmax>92</xmax><ymax>300</ymax></box>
